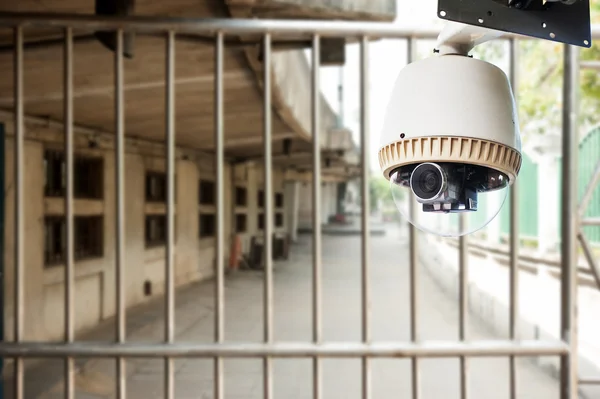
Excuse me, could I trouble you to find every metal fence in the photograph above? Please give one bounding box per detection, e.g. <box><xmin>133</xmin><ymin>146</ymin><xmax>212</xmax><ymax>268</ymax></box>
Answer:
<box><xmin>497</xmin><ymin>128</ymin><xmax>600</xmax><ymax>245</ymax></box>
<box><xmin>0</xmin><ymin>11</ymin><xmax>598</xmax><ymax>399</ymax></box>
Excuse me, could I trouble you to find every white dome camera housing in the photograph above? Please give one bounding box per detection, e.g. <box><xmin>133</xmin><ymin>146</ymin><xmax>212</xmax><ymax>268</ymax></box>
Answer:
<box><xmin>379</xmin><ymin>23</ymin><xmax>522</xmax><ymax>237</ymax></box>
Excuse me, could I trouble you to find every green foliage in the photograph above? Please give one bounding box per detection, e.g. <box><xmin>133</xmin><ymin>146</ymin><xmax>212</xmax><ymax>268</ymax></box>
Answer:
<box><xmin>471</xmin><ymin>2</ymin><xmax>600</xmax><ymax>142</ymax></box>
<box><xmin>369</xmin><ymin>175</ymin><xmax>397</xmax><ymax>212</ymax></box>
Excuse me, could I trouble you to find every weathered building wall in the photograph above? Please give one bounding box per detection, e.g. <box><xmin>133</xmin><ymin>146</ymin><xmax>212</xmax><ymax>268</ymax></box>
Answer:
<box><xmin>297</xmin><ymin>181</ymin><xmax>340</xmax><ymax>230</ymax></box>
<box><xmin>1</xmin><ymin>121</ymin><xmax>289</xmax><ymax>342</ymax></box>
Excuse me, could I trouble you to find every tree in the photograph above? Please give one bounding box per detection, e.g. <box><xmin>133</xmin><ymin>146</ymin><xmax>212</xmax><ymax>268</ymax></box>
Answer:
<box><xmin>369</xmin><ymin>174</ymin><xmax>402</xmax><ymax>212</ymax></box>
<box><xmin>470</xmin><ymin>5</ymin><xmax>600</xmax><ymax>144</ymax></box>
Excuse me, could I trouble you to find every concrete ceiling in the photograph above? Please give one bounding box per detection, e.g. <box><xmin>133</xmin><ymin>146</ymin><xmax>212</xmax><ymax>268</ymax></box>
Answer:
<box><xmin>0</xmin><ymin>0</ymin><xmax>384</xmax><ymax>177</ymax></box>
<box><xmin>0</xmin><ymin>0</ymin><xmax>296</xmax><ymax>150</ymax></box>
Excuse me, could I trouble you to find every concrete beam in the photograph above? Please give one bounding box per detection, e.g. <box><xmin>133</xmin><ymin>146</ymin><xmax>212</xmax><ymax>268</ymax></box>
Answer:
<box><xmin>197</xmin><ymin>132</ymin><xmax>298</xmax><ymax>150</ymax></box>
<box><xmin>0</xmin><ymin>72</ymin><xmax>246</xmax><ymax>105</ymax></box>
<box><xmin>226</xmin><ymin>0</ymin><xmax>396</xmax><ymax>21</ymax></box>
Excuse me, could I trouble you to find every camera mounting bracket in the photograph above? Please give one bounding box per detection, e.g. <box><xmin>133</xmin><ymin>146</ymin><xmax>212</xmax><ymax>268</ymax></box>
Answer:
<box><xmin>435</xmin><ymin>21</ymin><xmax>504</xmax><ymax>56</ymax></box>
<box><xmin>437</xmin><ymin>0</ymin><xmax>591</xmax><ymax>48</ymax></box>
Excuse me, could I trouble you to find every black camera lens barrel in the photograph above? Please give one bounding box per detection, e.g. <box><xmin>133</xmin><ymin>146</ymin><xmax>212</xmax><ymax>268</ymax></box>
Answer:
<box><xmin>410</xmin><ymin>162</ymin><xmax>446</xmax><ymax>201</ymax></box>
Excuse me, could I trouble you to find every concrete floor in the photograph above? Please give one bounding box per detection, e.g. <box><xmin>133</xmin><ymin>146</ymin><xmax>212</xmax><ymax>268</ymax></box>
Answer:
<box><xmin>25</xmin><ymin>226</ymin><xmax>561</xmax><ymax>398</ymax></box>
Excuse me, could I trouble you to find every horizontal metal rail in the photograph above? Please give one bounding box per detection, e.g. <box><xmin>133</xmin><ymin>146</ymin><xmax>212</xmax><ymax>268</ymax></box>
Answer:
<box><xmin>581</xmin><ymin>217</ymin><xmax>600</xmax><ymax>226</ymax></box>
<box><xmin>579</xmin><ymin>378</ymin><xmax>600</xmax><ymax>385</ymax></box>
<box><xmin>2</xmin><ymin>12</ymin><xmax>600</xmax><ymax>40</ymax></box>
<box><xmin>580</xmin><ymin>61</ymin><xmax>600</xmax><ymax>71</ymax></box>
<box><xmin>0</xmin><ymin>341</ymin><xmax>569</xmax><ymax>358</ymax></box>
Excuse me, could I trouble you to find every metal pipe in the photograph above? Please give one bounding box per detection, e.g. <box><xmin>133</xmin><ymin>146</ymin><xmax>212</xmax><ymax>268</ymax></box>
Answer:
<box><xmin>114</xmin><ymin>29</ymin><xmax>127</xmax><ymax>399</ymax></box>
<box><xmin>63</xmin><ymin>25</ymin><xmax>75</xmax><ymax>399</ymax></box>
<box><xmin>262</xmin><ymin>32</ymin><xmax>274</xmax><ymax>399</ymax></box>
<box><xmin>0</xmin><ymin>340</ymin><xmax>570</xmax><ymax>358</ymax></box>
<box><xmin>311</xmin><ymin>33</ymin><xmax>322</xmax><ymax>399</ymax></box>
<box><xmin>0</xmin><ymin>33</ymin><xmax>319</xmax><ymax>54</ymax></box>
<box><xmin>214</xmin><ymin>30</ymin><xmax>225</xmax><ymax>399</ymax></box>
<box><xmin>359</xmin><ymin>34</ymin><xmax>371</xmax><ymax>399</ymax></box>
<box><xmin>13</xmin><ymin>24</ymin><xmax>24</xmax><ymax>399</ymax></box>
<box><xmin>580</xmin><ymin>60</ymin><xmax>600</xmax><ymax>70</ymax></box>
<box><xmin>508</xmin><ymin>37</ymin><xmax>520</xmax><ymax>399</ymax></box>
<box><xmin>407</xmin><ymin>36</ymin><xmax>420</xmax><ymax>399</ymax></box>
<box><xmin>560</xmin><ymin>43</ymin><xmax>580</xmax><ymax>399</ymax></box>
<box><xmin>164</xmin><ymin>30</ymin><xmax>176</xmax><ymax>399</ymax></box>
<box><xmin>577</xmin><ymin>233</ymin><xmax>600</xmax><ymax>290</ymax></box>
<box><xmin>7</xmin><ymin>12</ymin><xmax>600</xmax><ymax>39</ymax></box>
<box><xmin>579</xmin><ymin>159</ymin><xmax>600</xmax><ymax>217</ymax></box>
<box><xmin>458</xmin><ymin>215</ymin><xmax>469</xmax><ymax>399</ymax></box>
<box><xmin>579</xmin><ymin>378</ymin><xmax>600</xmax><ymax>385</ymax></box>
<box><xmin>0</xmin><ymin>13</ymin><xmax>471</xmax><ymax>37</ymax></box>
<box><xmin>581</xmin><ymin>217</ymin><xmax>600</xmax><ymax>226</ymax></box>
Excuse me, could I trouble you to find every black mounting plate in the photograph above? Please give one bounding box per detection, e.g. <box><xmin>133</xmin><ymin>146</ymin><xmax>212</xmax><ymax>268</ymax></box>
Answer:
<box><xmin>437</xmin><ymin>0</ymin><xmax>592</xmax><ymax>48</ymax></box>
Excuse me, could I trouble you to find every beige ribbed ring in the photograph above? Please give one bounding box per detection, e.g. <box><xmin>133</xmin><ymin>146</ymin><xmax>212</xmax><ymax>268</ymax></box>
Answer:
<box><xmin>378</xmin><ymin>136</ymin><xmax>522</xmax><ymax>184</ymax></box>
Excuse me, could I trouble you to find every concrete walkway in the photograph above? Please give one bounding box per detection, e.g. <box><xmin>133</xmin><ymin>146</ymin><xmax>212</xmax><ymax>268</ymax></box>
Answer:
<box><xmin>22</xmin><ymin>226</ymin><xmax>559</xmax><ymax>398</ymax></box>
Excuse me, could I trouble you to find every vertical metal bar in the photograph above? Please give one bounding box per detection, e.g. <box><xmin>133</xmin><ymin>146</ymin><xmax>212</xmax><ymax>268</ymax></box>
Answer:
<box><xmin>63</xmin><ymin>26</ymin><xmax>75</xmax><ymax>399</ymax></box>
<box><xmin>458</xmin><ymin>215</ymin><xmax>468</xmax><ymax>399</ymax></box>
<box><xmin>336</xmin><ymin>65</ymin><xmax>344</xmax><ymax>129</ymax></box>
<box><xmin>164</xmin><ymin>30</ymin><xmax>176</xmax><ymax>399</ymax></box>
<box><xmin>508</xmin><ymin>38</ymin><xmax>519</xmax><ymax>399</ymax></box>
<box><xmin>359</xmin><ymin>35</ymin><xmax>371</xmax><ymax>399</ymax></box>
<box><xmin>311</xmin><ymin>33</ymin><xmax>322</xmax><ymax>399</ymax></box>
<box><xmin>13</xmin><ymin>24</ymin><xmax>24</xmax><ymax>399</ymax></box>
<box><xmin>560</xmin><ymin>43</ymin><xmax>579</xmax><ymax>399</ymax></box>
<box><xmin>406</xmin><ymin>36</ymin><xmax>420</xmax><ymax>399</ymax></box>
<box><xmin>214</xmin><ymin>30</ymin><xmax>225</xmax><ymax>399</ymax></box>
<box><xmin>114</xmin><ymin>29</ymin><xmax>126</xmax><ymax>399</ymax></box>
<box><xmin>262</xmin><ymin>32</ymin><xmax>274</xmax><ymax>399</ymax></box>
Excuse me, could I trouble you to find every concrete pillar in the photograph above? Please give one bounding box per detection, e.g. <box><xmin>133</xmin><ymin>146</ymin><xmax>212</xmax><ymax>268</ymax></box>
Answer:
<box><xmin>297</xmin><ymin>182</ymin><xmax>311</xmax><ymax>231</ymax></box>
<box><xmin>284</xmin><ymin>181</ymin><xmax>300</xmax><ymax>242</ymax></box>
<box><xmin>328</xmin><ymin>183</ymin><xmax>337</xmax><ymax>218</ymax></box>
<box><xmin>247</xmin><ymin>163</ymin><xmax>259</xmax><ymax>237</ymax></box>
<box><xmin>537</xmin><ymin>156</ymin><xmax>560</xmax><ymax>254</ymax></box>
<box><xmin>336</xmin><ymin>182</ymin><xmax>346</xmax><ymax>214</ymax></box>
<box><xmin>321</xmin><ymin>183</ymin><xmax>329</xmax><ymax>225</ymax></box>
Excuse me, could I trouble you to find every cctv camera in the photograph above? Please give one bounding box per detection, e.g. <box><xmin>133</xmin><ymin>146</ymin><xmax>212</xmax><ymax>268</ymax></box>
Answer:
<box><xmin>378</xmin><ymin>24</ymin><xmax>522</xmax><ymax>237</ymax></box>
<box><xmin>391</xmin><ymin>162</ymin><xmax>509</xmax><ymax>212</ymax></box>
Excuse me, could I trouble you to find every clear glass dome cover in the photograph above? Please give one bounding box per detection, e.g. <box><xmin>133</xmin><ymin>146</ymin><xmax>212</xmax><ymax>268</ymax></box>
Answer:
<box><xmin>390</xmin><ymin>162</ymin><xmax>509</xmax><ymax>237</ymax></box>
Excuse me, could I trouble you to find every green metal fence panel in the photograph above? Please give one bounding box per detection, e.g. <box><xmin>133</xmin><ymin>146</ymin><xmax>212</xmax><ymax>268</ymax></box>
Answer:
<box><xmin>550</xmin><ymin>127</ymin><xmax>599</xmax><ymax>245</ymax></box>
<box><xmin>500</xmin><ymin>152</ymin><xmax>539</xmax><ymax>238</ymax></box>
<box><xmin>578</xmin><ymin>127</ymin><xmax>600</xmax><ymax>244</ymax></box>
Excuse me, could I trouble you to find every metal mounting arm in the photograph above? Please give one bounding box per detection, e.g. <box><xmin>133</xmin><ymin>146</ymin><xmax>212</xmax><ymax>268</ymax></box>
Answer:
<box><xmin>435</xmin><ymin>21</ymin><xmax>504</xmax><ymax>56</ymax></box>
<box><xmin>437</xmin><ymin>0</ymin><xmax>591</xmax><ymax>48</ymax></box>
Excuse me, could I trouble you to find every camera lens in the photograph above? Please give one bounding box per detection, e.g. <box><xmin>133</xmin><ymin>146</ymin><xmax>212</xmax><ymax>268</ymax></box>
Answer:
<box><xmin>422</xmin><ymin>172</ymin><xmax>438</xmax><ymax>192</ymax></box>
<box><xmin>410</xmin><ymin>163</ymin><xmax>445</xmax><ymax>201</ymax></box>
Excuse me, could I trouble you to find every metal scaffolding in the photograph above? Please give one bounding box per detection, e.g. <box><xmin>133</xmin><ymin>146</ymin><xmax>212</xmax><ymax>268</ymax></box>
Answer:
<box><xmin>0</xmin><ymin>10</ymin><xmax>598</xmax><ymax>399</ymax></box>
